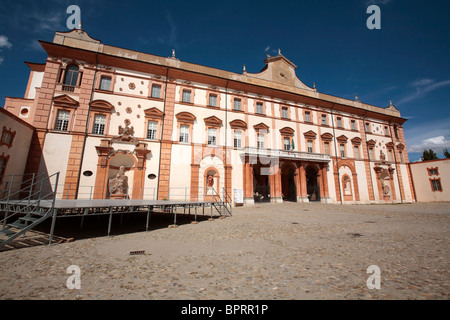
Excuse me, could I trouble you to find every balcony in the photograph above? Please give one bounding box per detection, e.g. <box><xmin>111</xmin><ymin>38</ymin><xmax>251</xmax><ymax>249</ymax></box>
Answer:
<box><xmin>242</xmin><ymin>147</ymin><xmax>331</xmax><ymax>163</ymax></box>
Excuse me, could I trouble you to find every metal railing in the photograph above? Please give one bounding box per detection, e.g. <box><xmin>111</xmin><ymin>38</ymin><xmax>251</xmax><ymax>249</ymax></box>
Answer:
<box><xmin>57</xmin><ymin>184</ymin><xmax>234</xmax><ymax>204</ymax></box>
<box><xmin>0</xmin><ymin>172</ymin><xmax>60</xmax><ymax>228</ymax></box>
<box><xmin>243</xmin><ymin>146</ymin><xmax>331</xmax><ymax>162</ymax></box>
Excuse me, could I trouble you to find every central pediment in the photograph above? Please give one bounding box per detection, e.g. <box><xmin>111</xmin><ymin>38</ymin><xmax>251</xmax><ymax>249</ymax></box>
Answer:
<box><xmin>247</xmin><ymin>50</ymin><xmax>314</xmax><ymax>91</ymax></box>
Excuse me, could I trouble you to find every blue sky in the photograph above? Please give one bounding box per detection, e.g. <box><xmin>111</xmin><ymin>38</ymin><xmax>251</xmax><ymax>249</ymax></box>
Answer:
<box><xmin>0</xmin><ymin>0</ymin><xmax>449</xmax><ymax>162</ymax></box>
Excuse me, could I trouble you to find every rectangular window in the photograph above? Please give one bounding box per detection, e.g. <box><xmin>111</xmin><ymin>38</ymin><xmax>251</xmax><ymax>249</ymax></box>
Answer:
<box><xmin>1</xmin><ymin>132</ymin><xmax>13</xmax><ymax>146</ymax></box>
<box><xmin>99</xmin><ymin>76</ymin><xmax>111</xmax><ymax>91</ymax></box>
<box><xmin>351</xmin><ymin>120</ymin><xmax>357</xmax><ymax>131</ymax></box>
<box><xmin>399</xmin><ymin>151</ymin><xmax>403</xmax><ymax>163</ymax></box>
<box><xmin>179</xmin><ymin>125</ymin><xmax>189</xmax><ymax>143</ymax></box>
<box><xmin>283</xmin><ymin>137</ymin><xmax>291</xmax><ymax>151</ymax></box>
<box><xmin>182</xmin><ymin>89</ymin><xmax>191</xmax><ymax>103</ymax></box>
<box><xmin>388</xmin><ymin>150</ymin><xmax>394</xmax><ymax>162</ymax></box>
<box><xmin>428</xmin><ymin>168</ymin><xmax>438</xmax><ymax>175</ymax></box>
<box><xmin>369</xmin><ymin>148</ymin><xmax>374</xmax><ymax>160</ymax></box>
<box><xmin>431</xmin><ymin>179</ymin><xmax>442</xmax><ymax>192</ymax></box>
<box><xmin>151</xmin><ymin>84</ymin><xmax>162</xmax><ymax>98</ymax></box>
<box><xmin>340</xmin><ymin>144</ymin><xmax>345</xmax><ymax>157</ymax></box>
<box><xmin>55</xmin><ymin>110</ymin><xmax>70</xmax><ymax>131</ymax></box>
<box><xmin>354</xmin><ymin>146</ymin><xmax>360</xmax><ymax>159</ymax></box>
<box><xmin>147</xmin><ymin>121</ymin><xmax>158</xmax><ymax>140</ymax></box>
<box><xmin>256</xmin><ymin>102</ymin><xmax>264</xmax><ymax>114</ymax></box>
<box><xmin>365</xmin><ymin>122</ymin><xmax>371</xmax><ymax>132</ymax></box>
<box><xmin>282</xmin><ymin>107</ymin><xmax>288</xmax><ymax>119</ymax></box>
<box><xmin>322</xmin><ymin>115</ymin><xmax>327</xmax><ymax>126</ymax></box>
<box><xmin>394</xmin><ymin>126</ymin><xmax>399</xmax><ymax>139</ymax></box>
<box><xmin>307</xmin><ymin>140</ymin><xmax>313</xmax><ymax>153</ymax></box>
<box><xmin>305</xmin><ymin>111</ymin><xmax>311</xmax><ymax>123</ymax></box>
<box><xmin>208</xmin><ymin>128</ymin><xmax>217</xmax><ymax>146</ymax></box>
<box><xmin>257</xmin><ymin>134</ymin><xmax>264</xmax><ymax>149</ymax></box>
<box><xmin>384</xmin><ymin>126</ymin><xmax>390</xmax><ymax>136</ymax></box>
<box><xmin>234</xmin><ymin>131</ymin><xmax>242</xmax><ymax>148</ymax></box>
<box><xmin>234</xmin><ymin>98</ymin><xmax>241</xmax><ymax>111</ymax></box>
<box><xmin>324</xmin><ymin>142</ymin><xmax>330</xmax><ymax>155</ymax></box>
<box><xmin>209</xmin><ymin>94</ymin><xmax>217</xmax><ymax>107</ymax></box>
<box><xmin>92</xmin><ymin>114</ymin><xmax>106</xmax><ymax>135</ymax></box>
<box><xmin>337</xmin><ymin>117</ymin><xmax>342</xmax><ymax>128</ymax></box>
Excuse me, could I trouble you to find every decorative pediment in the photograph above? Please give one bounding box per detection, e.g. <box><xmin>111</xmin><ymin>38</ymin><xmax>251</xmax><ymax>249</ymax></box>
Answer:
<box><xmin>204</xmin><ymin>116</ymin><xmax>223</xmax><ymax>127</ymax></box>
<box><xmin>321</xmin><ymin>133</ymin><xmax>333</xmax><ymax>142</ymax></box>
<box><xmin>303</xmin><ymin>130</ymin><xmax>317</xmax><ymax>139</ymax></box>
<box><xmin>253</xmin><ymin>122</ymin><xmax>270</xmax><ymax>132</ymax></box>
<box><xmin>396</xmin><ymin>143</ymin><xmax>405</xmax><ymax>150</ymax></box>
<box><xmin>144</xmin><ymin>107</ymin><xmax>164</xmax><ymax>119</ymax></box>
<box><xmin>351</xmin><ymin>137</ymin><xmax>362</xmax><ymax>145</ymax></box>
<box><xmin>367</xmin><ymin>139</ymin><xmax>376</xmax><ymax>147</ymax></box>
<box><xmin>385</xmin><ymin>142</ymin><xmax>395</xmax><ymax>149</ymax></box>
<box><xmin>336</xmin><ymin>135</ymin><xmax>348</xmax><ymax>143</ymax></box>
<box><xmin>53</xmin><ymin>95</ymin><xmax>79</xmax><ymax>108</ymax></box>
<box><xmin>176</xmin><ymin>112</ymin><xmax>196</xmax><ymax>123</ymax></box>
<box><xmin>229</xmin><ymin>119</ymin><xmax>248</xmax><ymax>130</ymax></box>
<box><xmin>279</xmin><ymin>127</ymin><xmax>295</xmax><ymax>136</ymax></box>
<box><xmin>90</xmin><ymin>100</ymin><xmax>114</xmax><ymax>112</ymax></box>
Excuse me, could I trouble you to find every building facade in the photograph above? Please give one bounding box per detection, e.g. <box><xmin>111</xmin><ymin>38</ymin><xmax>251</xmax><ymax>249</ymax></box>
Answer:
<box><xmin>409</xmin><ymin>159</ymin><xmax>449</xmax><ymax>202</ymax></box>
<box><xmin>0</xmin><ymin>106</ymin><xmax>34</xmax><ymax>197</ymax></box>
<box><xmin>3</xmin><ymin>29</ymin><xmax>415</xmax><ymax>205</ymax></box>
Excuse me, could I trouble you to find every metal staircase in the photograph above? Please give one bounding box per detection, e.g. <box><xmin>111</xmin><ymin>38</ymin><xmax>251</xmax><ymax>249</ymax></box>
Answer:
<box><xmin>0</xmin><ymin>172</ymin><xmax>59</xmax><ymax>249</ymax></box>
<box><xmin>210</xmin><ymin>188</ymin><xmax>232</xmax><ymax>217</ymax></box>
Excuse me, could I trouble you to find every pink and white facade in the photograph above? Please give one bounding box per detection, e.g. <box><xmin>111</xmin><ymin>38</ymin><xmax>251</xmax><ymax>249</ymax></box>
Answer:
<box><xmin>3</xmin><ymin>29</ymin><xmax>416</xmax><ymax>205</ymax></box>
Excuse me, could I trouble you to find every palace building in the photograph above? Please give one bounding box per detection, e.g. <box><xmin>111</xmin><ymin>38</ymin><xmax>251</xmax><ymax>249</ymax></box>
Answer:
<box><xmin>3</xmin><ymin>28</ymin><xmax>416</xmax><ymax>205</ymax></box>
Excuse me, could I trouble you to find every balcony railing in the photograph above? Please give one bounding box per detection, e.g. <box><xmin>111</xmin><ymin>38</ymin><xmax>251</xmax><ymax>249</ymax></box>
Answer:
<box><xmin>242</xmin><ymin>147</ymin><xmax>331</xmax><ymax>162</ymax></box>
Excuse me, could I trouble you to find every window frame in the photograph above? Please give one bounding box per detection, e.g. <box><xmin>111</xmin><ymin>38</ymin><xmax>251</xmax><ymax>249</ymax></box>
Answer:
<box><xmin>430</xmin><ymin>178</ymin><xmax>443</xmax><ymax>192</ymax></box>
<box><xmin>92</xmin><ymin>114</ymin><xmax>107</xmax><ymax>135</ymax></box>
<box><xmin>146</xmin><ymin>120</ymin><xmax>158</xmax><ymax>140</ymax></box>
<box><xmin>54</xmin><ymin>109</ymin><xmax>71</xmax><ymax>132</ymax></box>
<box><xmin>0</xmin><ymin>127</ymin><xmax>16</xmax><ymax>148</ymax></box>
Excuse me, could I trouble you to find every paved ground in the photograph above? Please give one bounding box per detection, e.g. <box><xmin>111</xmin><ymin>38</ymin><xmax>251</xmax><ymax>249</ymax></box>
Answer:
<box><xmin>0</xmin><ymin>202</ymin><xmax>448</xmax><ymax>300</ymax></box>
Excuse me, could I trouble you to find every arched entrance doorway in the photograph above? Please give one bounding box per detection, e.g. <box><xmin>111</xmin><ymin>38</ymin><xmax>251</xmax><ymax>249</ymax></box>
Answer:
<box><xmin>281</xmin><ymin>163</ymin><xmax>297</xmax><ymax>202</ymax></box>
<box><xmin>253</xmin><ymin>165</ymin><xmax>271</xmax><ymax>203</ymax></box>
<box><xmin>306</xmin><ymin>165</ymin><xmax>320</xmax><ymax>202</ymax></box>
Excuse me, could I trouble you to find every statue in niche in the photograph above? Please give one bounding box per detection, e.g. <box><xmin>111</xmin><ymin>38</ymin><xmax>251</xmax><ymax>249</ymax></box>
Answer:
<box><xmin>207</xmin><ymin>175</ymin><xmax>214</xmax><ymax>188</ymax></box>
<box><xmin>380</xmin><ymin>150</ymin><xmax>386</xmax><ymax>162</ymax></box>
<box><xmin>381</xmin><ymin>180</ymin><xmax>390</xmax><ymax>195</ymax></box>
<box><xmin>344</xmin><ymin>177</ymin><xmax>352</xmax><ymax>196</ymax></box>
<box><xmin>109</xmin><ymin>166</ymin><xmax>128</xmax><ymax>196</ymax></box>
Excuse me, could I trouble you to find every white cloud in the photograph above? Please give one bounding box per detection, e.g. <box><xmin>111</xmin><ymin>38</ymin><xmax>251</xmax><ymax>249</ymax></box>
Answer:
<box><xmin>0</xmin><ymin>57</ymin><xmax>4</xmax><ymax>65</ymax></box>
<box><xmin>396</xmin><ymin>78</ymin><xmax>450</xmax><ymax>106</ymax></box>
<box><xmin>408</xmin><ymin>136</ymin><xmax>450</xmax><ymax>153</ymax></box>
<box><xmin>0</xmin><ymin>35</ymin><xmax>12</xmax><ymax>49</ymax></box>
<box><xmin>404</xmin><ymin>117</ymin><xmax>450</xmax><ymax>153</ymax></box>
<box><xmin>264</xmin><ymin>46</ymin><xmax>270</xmax><ymax>52</ymax></box>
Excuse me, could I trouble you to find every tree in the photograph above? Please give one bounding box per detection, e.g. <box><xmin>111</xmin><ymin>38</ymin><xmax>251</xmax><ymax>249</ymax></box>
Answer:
<box><xmin>421</xmin><ymin>149</ymin><xmax>439</xmax><ymax>161</ymax></box>
<box><xmin>444</xmin><ymin>148</ymin><xmax>450</xmax><ymax>159</ymax></box>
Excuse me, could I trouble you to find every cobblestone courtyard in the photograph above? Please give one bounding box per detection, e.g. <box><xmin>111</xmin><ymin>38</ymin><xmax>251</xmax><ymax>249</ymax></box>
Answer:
<box><xmin>0</xmin><ymin>202</ymin><xmax>448</xmax><ymax>300</ymax></box>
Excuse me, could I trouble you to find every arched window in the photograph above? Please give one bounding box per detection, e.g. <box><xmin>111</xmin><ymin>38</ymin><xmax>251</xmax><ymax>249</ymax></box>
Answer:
<box><xmin>64</xmin><ymin>65</ymin><xmax>80</xmax><ymax>87</ymax></box>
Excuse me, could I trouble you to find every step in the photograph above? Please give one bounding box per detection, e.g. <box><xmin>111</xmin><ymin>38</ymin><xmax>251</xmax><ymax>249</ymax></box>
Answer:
<box><xmin>19</xmin><ymin>216</ymin><xmax>40</xmax><ymax>223</ymax></box>
<box><xmin>7</xmin><ymin>221</ymin><xmax>28</xmax><ymax>229</ymax></box>
<box><xmin>0</xmin><ymin>228</ymin><xmax>16</xmax><ymax>237</ymax></box>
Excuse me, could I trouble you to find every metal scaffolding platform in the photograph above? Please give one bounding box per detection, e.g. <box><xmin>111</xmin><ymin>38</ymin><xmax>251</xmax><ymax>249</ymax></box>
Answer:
<box><xmin>0</xmin><ymin>173</ymin><xmax>232</xmax><ymax>249</ymax></box>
